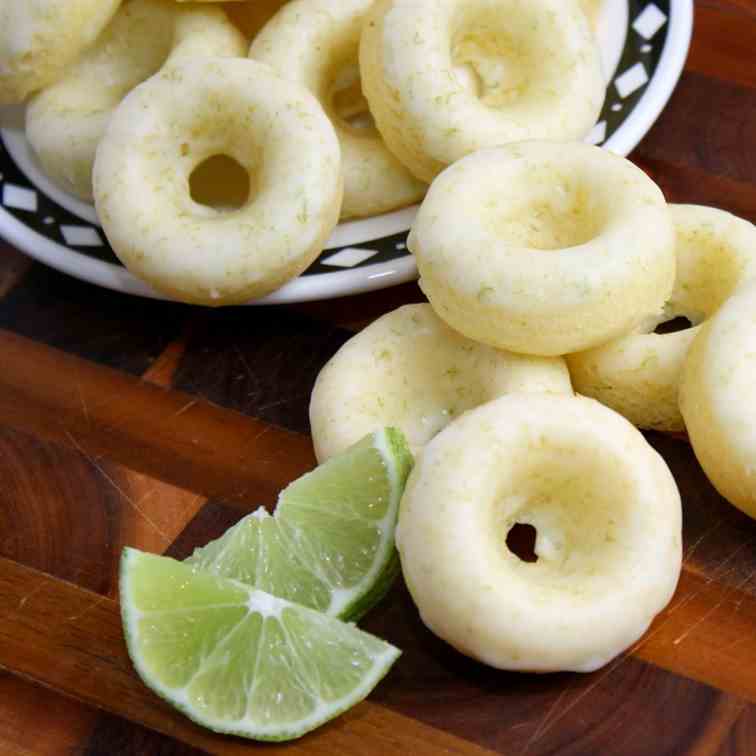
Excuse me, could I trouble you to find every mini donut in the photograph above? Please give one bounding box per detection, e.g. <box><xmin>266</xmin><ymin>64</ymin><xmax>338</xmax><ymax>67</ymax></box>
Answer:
<box><xmin>679</xmin><ymin>281</ymin><xmax>756</xmax><ymax>520</ymax></box>
<box><xmin>397</xmin><ymin>393</ymin><xmax>682</xmax><ymax>673</ymax></box>
<box><xmin>250</xmin><ymin>0</ymin><xmax>426</xmax><ymax>219</ymax></box>
<box><xmin>93</xmin><ymin>57</ymin><xmax>342</xmax><ymax>306</ymax></box>
<box><xmin>568</xmin><ymin>205</ymin><xmax>756</xmax><ymax>432</ymax></box>
<box><xmin>309</xmin><ymin>303</ymin><xmax>571</xmax><ymax>461</ymax></box>
<box><xmin>0</xmin><ymin>1</ymin><xmax>122</xmax><ymax>104</ymax></box>
<box><xmin>26</xmin><ymin>0</ymin><xmax>246</xmax><ymax>200</ymax></box>
<box><xmin>360</xmin><ymin>0</ymin><xmax>604</xmax><ymax>183</ymax></box>
<box><xmin>409</xmin><ymin>142</ymin><xmax>676</xmax><ymax>356</ymax></box>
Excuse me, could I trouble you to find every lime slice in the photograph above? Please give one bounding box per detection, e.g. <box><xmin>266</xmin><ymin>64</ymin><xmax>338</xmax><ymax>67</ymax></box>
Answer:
<box><xmin>121</xmin><ymin>548</ymin><xmax>400</xmax><ymax>741</ymax></box>
<box><xmin>186</xmin><ymin>428</ymin><xmax>413</xmax><ymax>621</ymax></box>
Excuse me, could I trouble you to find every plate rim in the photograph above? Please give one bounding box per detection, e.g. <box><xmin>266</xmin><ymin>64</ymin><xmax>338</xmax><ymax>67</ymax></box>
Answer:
<box><xmin>0</xmin><ymin>0</ymin><xmax>693</xmax><ymax>306</ymax></box>
<box><xmin>602</xmin><ymin>0</ymin><xmax>693</xmax><ymax>158</ymax></box>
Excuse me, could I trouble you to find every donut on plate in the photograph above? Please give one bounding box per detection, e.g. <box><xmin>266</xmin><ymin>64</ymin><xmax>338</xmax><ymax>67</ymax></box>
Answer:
<box><xmin>680</xmin><ymin>280</ymin><xmax>756</xmax><ymax>520</ymax></box>
<box><xmin>93</xmin><ymin>57</ymin><xmax>342</xmax><ymax>306</ymax></box>
<box><xmin>360</xmin><ymin>0</ymin><xmax>604</xmax><ymax>182</ymax></box>
<box><xmin>409</xmin><ymin>142</ymin><xmax>676</xmax><ymax>356</ymax></box>
<box><xmin>26</xmin><ymin>0</ymin><xmax>246</xmax><ymax>200</ymax></box>
<box><xmin>0</xmin><ymin>0</ymin><xmax>121</xmax><ymax>104</ymax></box>
<box><xmin>397</xmin><ymin>393</ymin><xmax>682</xmax><ymax>672</ymax></box>
<box><xmin>251</xmin><ymin>0</ymin><xmax>426</xmax><ymax>219</ymax></box>
<box><xmin>568</xmin><ymin>205</ymin><xmax>756</xmax><ymax>432</ymax></box>
<box><xmin>309</xmin><ymin>303</ymin><xmax>571</xmax><ymax>461</ymax></box>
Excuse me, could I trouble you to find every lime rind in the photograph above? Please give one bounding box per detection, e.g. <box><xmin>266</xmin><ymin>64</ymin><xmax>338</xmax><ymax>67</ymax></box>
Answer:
<box><xmin>121</xmin><ymin>548</ymin><xmax>401</xmax><ymax>742</ymax></box>
<box><xmin>340</xmin><ymin>546</ymin><xmax>402</xmax><ymax>624</ymax></box>
<box><xmin>186</xmin><ymin>428</ymin><xmax>413</xmax><ymax>620</ymax></box>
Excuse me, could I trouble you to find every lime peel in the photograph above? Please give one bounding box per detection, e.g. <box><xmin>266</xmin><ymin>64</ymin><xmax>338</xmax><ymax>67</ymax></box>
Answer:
<box><xmin>186</xmin><ymin>428</ymin><xmax>413</xmax><ymax>621</ymax></box>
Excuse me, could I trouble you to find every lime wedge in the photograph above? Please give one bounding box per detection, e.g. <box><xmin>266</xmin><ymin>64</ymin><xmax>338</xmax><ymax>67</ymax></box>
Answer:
<box><xmin>186</xmin><ymin>428</ymin><xmax>413</xmax><ymax>621</ymax></box>
<box><xmin>120</xmin><ymin>548</ymin><xmax>400</xmax><ymax>741</ymax></box>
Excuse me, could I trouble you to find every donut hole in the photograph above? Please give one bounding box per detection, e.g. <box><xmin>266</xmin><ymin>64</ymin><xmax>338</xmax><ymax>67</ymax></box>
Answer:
<box><xmin>496</xmin><ymin>445</ymin><xmax>634</xmax><ymax>591</ymax></box>
<box><xmin>483</xmin><ymin>172</ymin><xmax>608</xmax><ymax>250</ymax></box>
<box><xmin>189</xmin><ymin>154</ymin><xmax>253</xmax><ymax>212</ymax></box>
<box><xmin>653</xmin><ymin>316</ymin><xmax>694</xmax><ymax>335</ymax></box>
<box><xmin>505</xmin><ymin>523</ymin><xmax>538</xmax><ymax>563</ymax></box>
<box><xmin>450</xmin><ymin>5</ymin><xmax>565</xmax><ymax>109</ymax></box>
<box><xmin>328</xmin><ymin>62</ymin><xmax>376</xmax><ymax>132</ymax></box>
<box><xmin>637</xmin><ymin>307</ymin><xmax>702</xmax><ymax>338</ymax></box>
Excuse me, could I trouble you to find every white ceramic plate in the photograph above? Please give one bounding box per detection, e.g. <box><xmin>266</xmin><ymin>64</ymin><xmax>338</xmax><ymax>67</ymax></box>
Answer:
<box><xmin>0</xmin><ymin>0</ymin><xmax>693</xmax><ymax>305</ymax></box>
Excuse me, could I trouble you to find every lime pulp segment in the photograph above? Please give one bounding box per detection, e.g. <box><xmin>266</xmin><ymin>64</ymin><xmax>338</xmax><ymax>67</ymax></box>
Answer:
<box><xmin>186</xmin><ymin>428</ymin><xmax>413</xmax><ymax>620</ymax></box>
<box><xmin>121</xmin><ymin>548</ymin><xmax>401</xmax><ymax>741</ymax></box>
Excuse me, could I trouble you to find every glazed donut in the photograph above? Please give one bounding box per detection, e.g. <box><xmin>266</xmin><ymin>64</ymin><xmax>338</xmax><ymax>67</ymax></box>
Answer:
<box><xmin>93</xmin><ymin>57</ymin><xmax>342</xmax><ymax>306</ymax></box>
<box><xmin>568</xmin><ymin>205</ymin><xmax>756</xmax><ymax>432</ymax></box>
<box><xmin>360</xmin><ymin>0</ymin><xmax>604</xmax><ymax>183</ymax></box>
<box><xmin>409</xmin><ymin>142</ymin><xmax>676</xmax><ymax>356</ymax></box>
<box><xmin>0</xmin><ymin>1</ymin><xmax>122</xmax><ymax>104</ymax></box>
<box><xmin>397</xmin><ymin>393</ymin><xmax>682</xmax><ymax>673</ymax></box>
<box><xmin>26</xmin><ymin>0</ymin><xmax>246</xmax><ymax>200</ymax></box>
<box><xmin>680</xmin><ymin>281</ymin><xmax>756</xmax><ymax>520</ymax></box>
<box><xmin>251</xmin><ymin>0</ymin><xmax>426</xmax><ymax>219</ymax></box>
<box><xmin>309</xmin><ymin>303</ymin><xmax>571</xmax><ymax>461</ymax></box>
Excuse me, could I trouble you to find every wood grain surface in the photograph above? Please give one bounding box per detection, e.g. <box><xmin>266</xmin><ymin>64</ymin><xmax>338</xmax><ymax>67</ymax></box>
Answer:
<box><xmin>2</xmin><ymin>1</ymin><xmax>756</xmax><ymax>753</ymax></box>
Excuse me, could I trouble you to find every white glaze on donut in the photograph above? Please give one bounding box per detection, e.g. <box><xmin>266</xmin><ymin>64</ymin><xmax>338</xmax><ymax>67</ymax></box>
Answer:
<box><xmin>27</xmin><ymin>0</ymin><xmax>246</xmax><ymax>200</ymax></box>
<box><xmin>251</xmin><ymin>0</ymin><xmax>426</xmax><ymax>219</ymax></box>
<box><xmin>680</xmin><ymin>280</ymin><xmax>756</xmax><ymax>520</ymax></box>
<box><xmin>309</xmin><ymin>303</ymin><xmax>572</xmax><ymax>461</ymax></box>
<box><xmin>0</xmin><ymin>0</ymin><xmax>122</xmax><ymax>104</ymax></box>
<box><xmin>409</xmin><ymin>142</ymin><xmax>676</xmax><ymax>356</ymax></box>
<box><xmin>360</xmin><ymin>0</ymin><xmax>604</xmax><ymax>182</ymax></box>
<box><xmin>568</xmin><ymin>205</ymin><xmax>756</xmax><ymax>432</ymax></box>
<box><xmin>94</xmin><ymin>57</ymin><xmax>342</xmax><ymax>306</ymax></box>
<box><xmin>397</xmin><ymin>393</ymin><xmax>682</xmax><ymax>672</ymax></box>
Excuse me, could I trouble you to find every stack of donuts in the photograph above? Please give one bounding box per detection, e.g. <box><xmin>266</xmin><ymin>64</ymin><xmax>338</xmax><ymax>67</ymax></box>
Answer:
<box><xmin>2</xmin><ymin>0</ymin><xmax>603</xmax><ymax>304</ymax></box>
<box><xmin>311</xmin><ymin>133</ymin><xmax>756</xmax><ymax>673</ymax></box>
<box><xmin>305</xmin><ymin>2</ymin><xmax>756</xmax><ymax>673</ymax></box>
<box><xmin>5</xmin><ymin>1</ymin><xmax>756</xmax><ymax>677</ymax></box>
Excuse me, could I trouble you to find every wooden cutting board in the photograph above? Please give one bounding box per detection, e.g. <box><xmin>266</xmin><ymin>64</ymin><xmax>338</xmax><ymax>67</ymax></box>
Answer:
<box><xmin>2</xmin><ymin>1</ymin><xmax>756</xmax><ymax>753</ymax></box>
